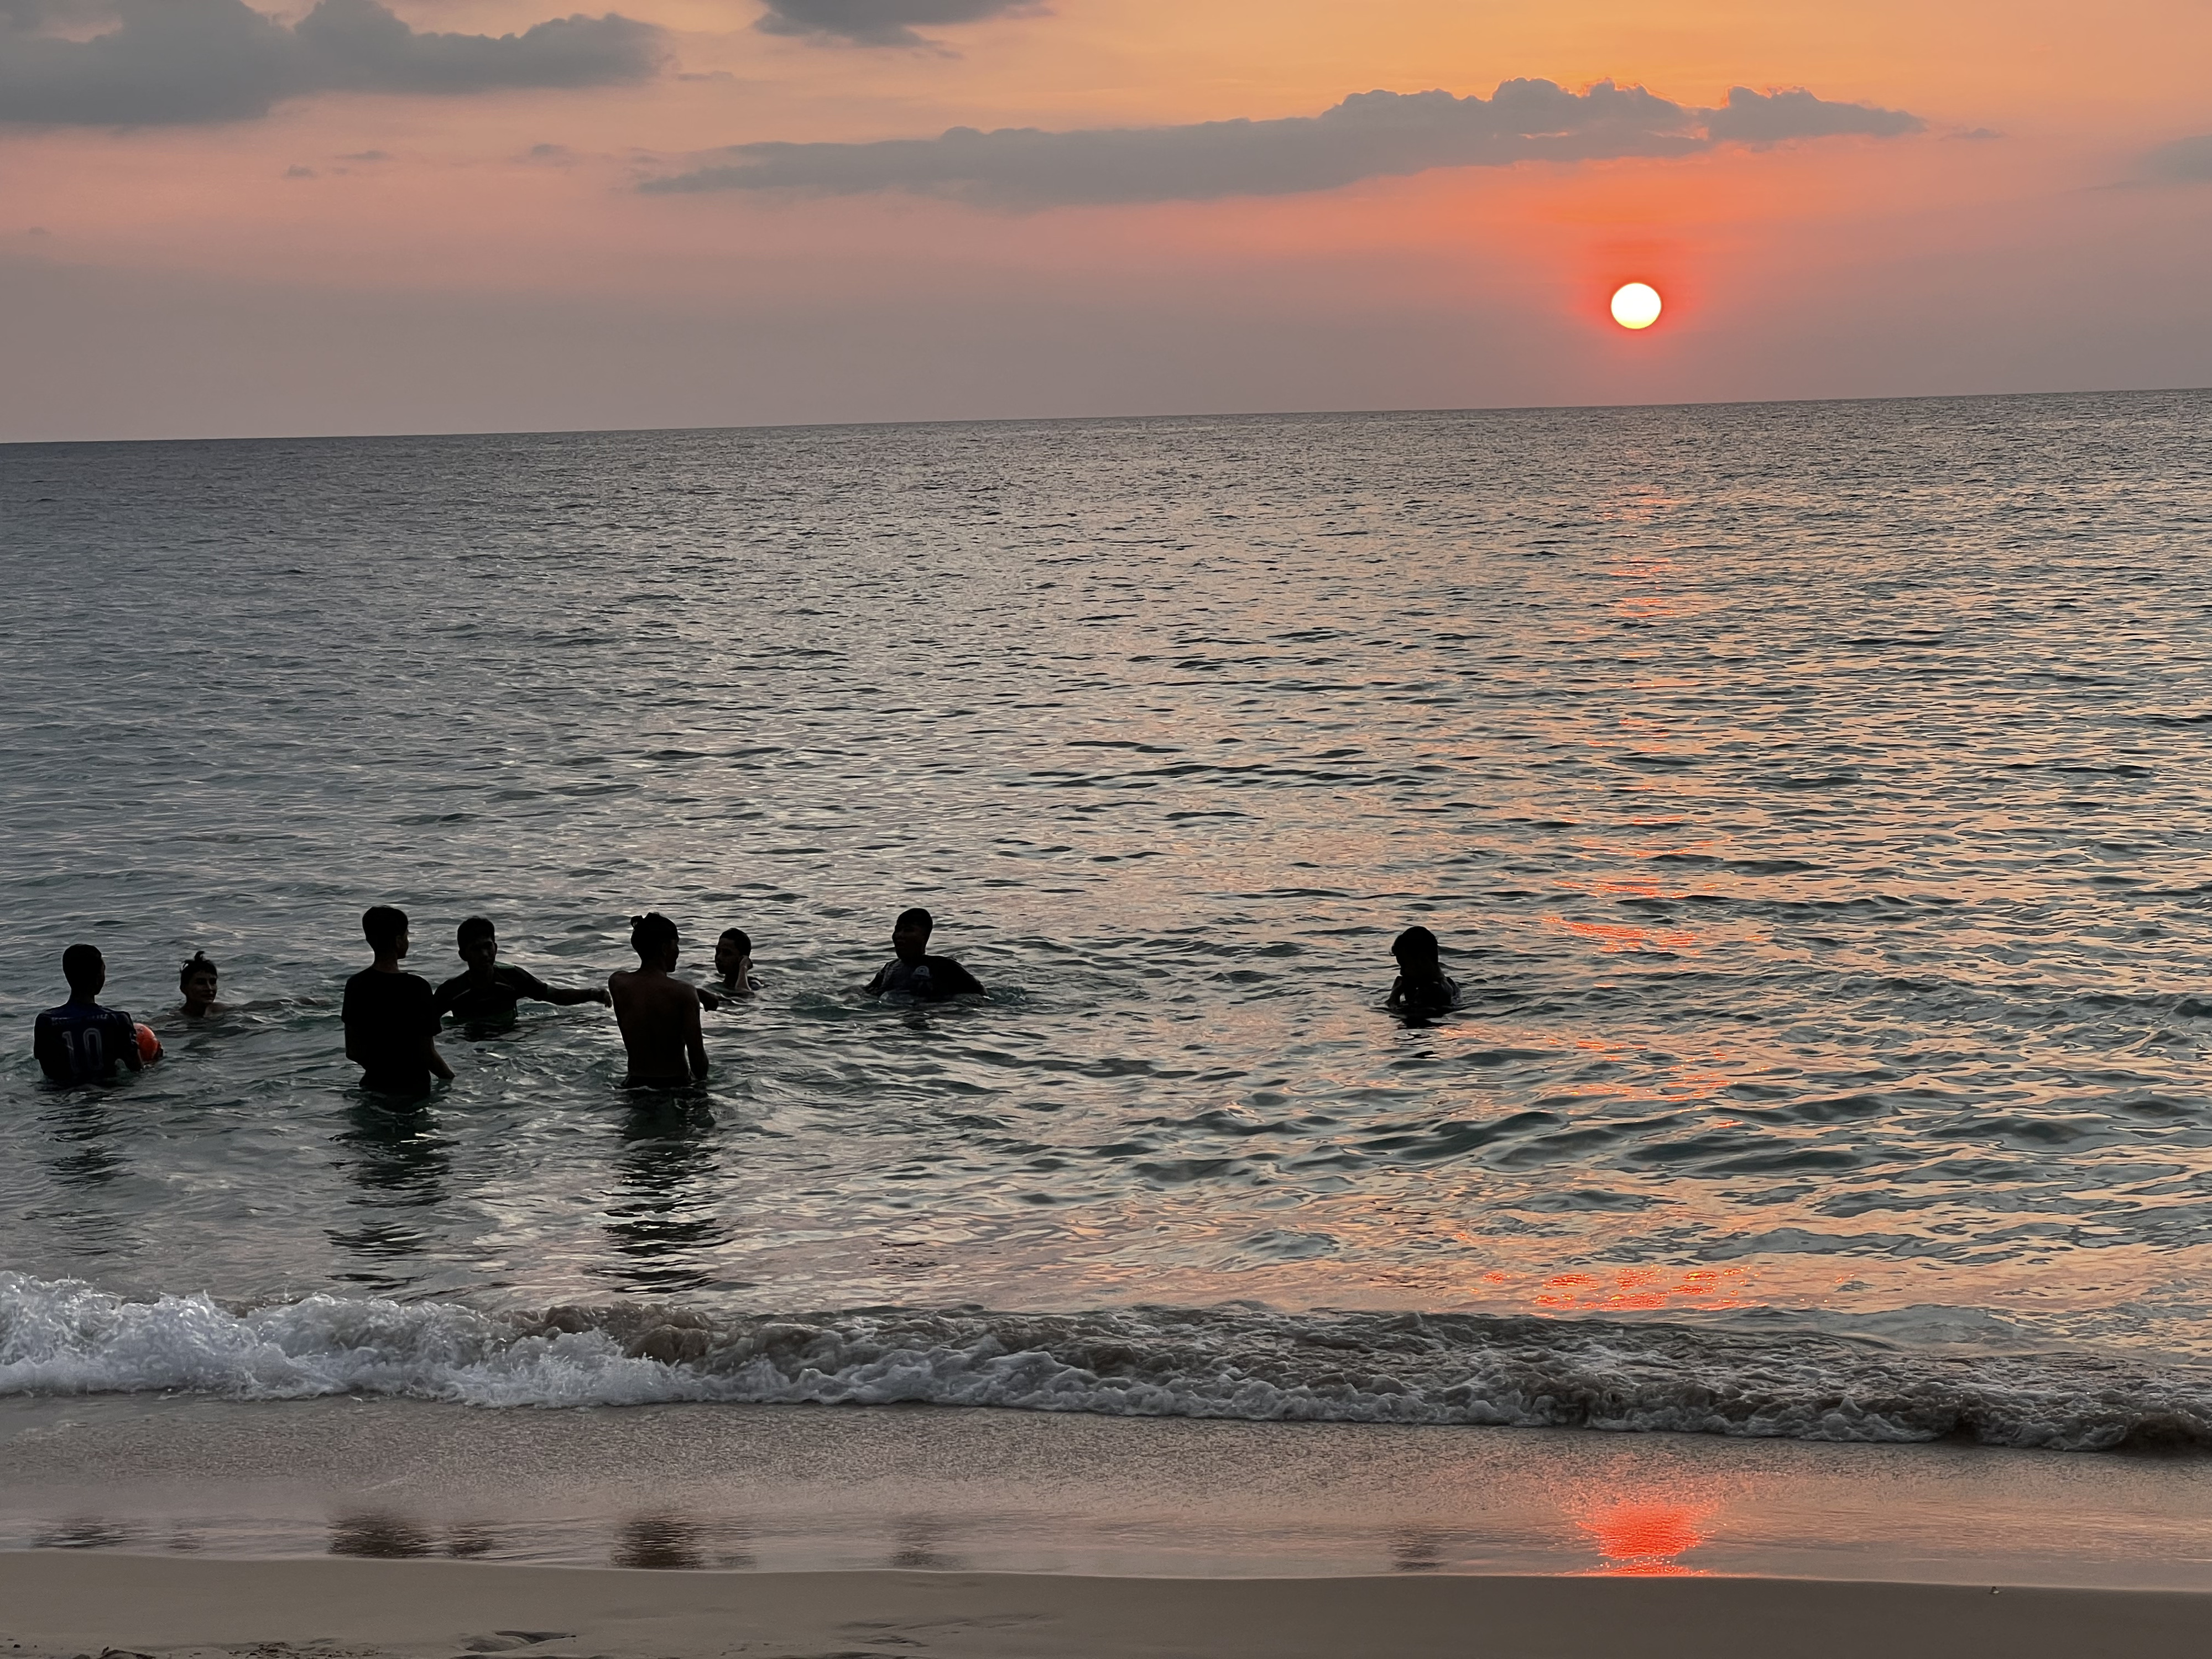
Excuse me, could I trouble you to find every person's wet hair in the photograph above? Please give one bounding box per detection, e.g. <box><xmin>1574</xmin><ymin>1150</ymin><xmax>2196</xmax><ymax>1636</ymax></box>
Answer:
<box><xmin>362</xmin><ymin>906</ymin><xmax>409</xmax><ymax>953</ymax></box>
<box><xmin>630</xmin><ymin>912</ymin><xmax>680</xmax><ymax>957</ymax></box>
<box><xmin>62</xmin><ymin>943</ymin><xmax>104</xmax><ymax>994</ymax></box>
<box><xmin>895</xmin><ymin>907</ymin><xmax>933</xmax><ymax>935</ymax></box>
<box><xmin>1391</xmin><ymin>925</ymin><xmax>1441</xmax><ymax>967</ymax></box>
<box><xmin>718</xmin><ymin>928</ymin><xmax>751</xmax><ymax>954</ymax></box>
<box><xmin>179</xmin><ymin>950</ymin><xmax>218</xmax><ymax>990</ymax></box>
<box><xmin>456</xmin><ymin>916</ymin><xmax>495</xmax><ymax>948</ymax></box>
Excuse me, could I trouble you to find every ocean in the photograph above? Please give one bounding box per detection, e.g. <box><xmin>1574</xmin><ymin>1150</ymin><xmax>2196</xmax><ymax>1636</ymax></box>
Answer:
<box><xmin>2</xmin><ymin>391</ymin><xmax>2210</xmax><ymax>1527</ymax></box>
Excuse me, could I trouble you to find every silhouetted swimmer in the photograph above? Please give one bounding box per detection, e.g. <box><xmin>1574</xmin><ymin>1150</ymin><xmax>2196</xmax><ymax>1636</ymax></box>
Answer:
<box><xmin>434</xmin><ymin>916</ymin><xmax>612</xmax><ymax>1027</ymax></box>
<box><xmin>34</xmin><ymin>945</ymin><xmax>144</xmax><ymax>1086</ymax></box>
<box><xmin>713</xmin><ymin>928</ymin><xmax>759</xmax><ymax>998</ymax></box>
<box><xmin>864</xmin><ymin>907</ymin><xmax>986</xmax><ymax>1002</ymax></box>
<box><xmin>609</xmin><ymin>912</ymin><xmax>711</xmax><ymax>1087</ymax></box>
<box><xmin>1386</xmin><ymin>925</ymin><xmax>1458</xmax><ymax>1019</ymax></box>
<box><xmin>342</xmin><ymin>906</ymin><xmax>453</xmax><ymax>1097</ymax></box>
<box><xmin>176</xmin><ymin>952</ymin><xmax>228</xmax><ymax>1020</ymax></box>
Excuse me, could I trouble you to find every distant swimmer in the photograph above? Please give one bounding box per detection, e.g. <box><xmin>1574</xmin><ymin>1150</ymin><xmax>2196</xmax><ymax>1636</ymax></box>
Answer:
<box><xmin>176</xmin><ymin>951</ymin><xmax>229</xmax><ymax>1020</ymax></box>
<box><xmin>1385</xmin><ymin>925</ymin><xmax>1459</xmax><ymax>1019</ymax></box>
<box><xmin>342</xmin><ymin>905</ymin><xmax>453</xmax><ymax>1098</ymax></box>
<box><xmin>34</xmin><ymin>944</ymin><xmax>145</xmax><ymax>1086</ymax></box>
<box><xmin>435</xmin><ymin>916</ymin><xmax>613</xmax><ymax>1027</ymax></box>
<box><xmin>608</xmin><ymin>912</ymin><xmax>711</xmax><ymax>1087</ymax></box>
<box><xmin>713</xmin><ymin>928</ymin><xmax>760</xmax><ymax>998</ymax></box>
<box><xmin>864</xmin><ymin>907</ymin><xmax>987</xmax><ymax>1003</ymax></box>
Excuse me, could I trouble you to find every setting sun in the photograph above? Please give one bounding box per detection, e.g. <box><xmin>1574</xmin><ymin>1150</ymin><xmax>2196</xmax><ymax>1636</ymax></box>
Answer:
<box><xmin>1610</xmin><ymin>283</ymin><xmax>1663</xmax><ymax>330</ymax></box>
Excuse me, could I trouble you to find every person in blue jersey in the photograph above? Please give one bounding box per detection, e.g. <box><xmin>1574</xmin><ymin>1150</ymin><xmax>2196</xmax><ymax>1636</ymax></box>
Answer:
<box><xmin>34</xmin><ymin>945</ymin><xmax>144</xmax><ymax>1086</ymax></box>
<box><xmin>864</xmin><ymin>908</ymin><xmax>987</xmax><ymax>1003</ymax></box>
<box><xmin>342</xmin><ymin>905</ymin><xmax>452</xmax><ymax>1097</ymax></box>
<box><xmin>1385</xmin><ymin>925</ymin><xmax>1459</xmax><ymax>1019</ymax></box>
<box><xmin>434</xmin><ymin>916</ymin><xmax>612</xmax><ymax>1029</ymax></box>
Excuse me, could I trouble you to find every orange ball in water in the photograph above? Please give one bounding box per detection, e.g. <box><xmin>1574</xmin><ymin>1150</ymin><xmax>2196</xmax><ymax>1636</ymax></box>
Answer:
<box><xmin>136</xmin><ymin>1024</ymin><xmax>163</xmax><ymax>1065</ymax></box>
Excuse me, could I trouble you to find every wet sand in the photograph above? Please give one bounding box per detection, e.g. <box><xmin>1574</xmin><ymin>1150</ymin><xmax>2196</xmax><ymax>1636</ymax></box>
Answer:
<box><xmin>2</xmin><ymin>1552</ymin><xmax>2208</xmax><ymax>1659</ymax></box>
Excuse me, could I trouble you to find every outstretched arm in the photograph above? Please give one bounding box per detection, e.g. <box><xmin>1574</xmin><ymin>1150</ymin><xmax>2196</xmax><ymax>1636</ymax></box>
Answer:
<box><xmin>541</xmin><ymin>985</ymin><xmax>613</xmax><ymax>1007</ymax></box>
<box><xmin>941</xmin><ymin>961</ymin><xmax>988</xmax><ymax>998</ymax></box>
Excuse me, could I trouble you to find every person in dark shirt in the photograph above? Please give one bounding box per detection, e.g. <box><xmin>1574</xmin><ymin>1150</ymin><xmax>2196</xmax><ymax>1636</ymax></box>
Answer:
<box><xmin>342</xmin><ymin>905</ymin><xmax>452</xmax><ymax>1097</ymax></box>
<box><xmin>713</xmin><ymin>927</ymin><xmax>760</xmax><ymax>998</ymax></box>
<box><xmin>864</xmin><ymin>907</ymin><xmax>987</xmax><ymax>1002</ymax></box>
<box><xmin>434</xmin><ymin>916</ymin><xmax>612</xmax><ymax>1029</ymax></box>
<box><xmin>34</xmin><ymin>944</ymin><xmax>144</xmax><ymax>1086</ymax></box>
<box><xmin>1385</xmin><ymin>925</ymin><xmax>1459</xmax><ymax>1020</ymax></box>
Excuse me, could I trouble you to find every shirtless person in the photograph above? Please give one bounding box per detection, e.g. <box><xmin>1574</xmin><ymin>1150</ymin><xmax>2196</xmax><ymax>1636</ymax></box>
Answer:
<box><xmin>713</xmin><ymin>928</ymin><xmax>760</xmax><ymax>998</ymax></box>
<box><xmin>608</xmin><ymin>912</ymin><xmax>711</xmax><ymax>1087</ymax></box>
<box><xmin>176</xmin><ymin>952</ymin><xmax>229</xmax><ymax>1019</ymax></box>
<box><xmin>435</xmin><ymin>916</ymin><xmax>611</xmax><ymax>1028</ymax></box>
<box><xmin>864</xmin><ymin>907</ymin><xmax>986</xmax><ymax>1002</ymax></box>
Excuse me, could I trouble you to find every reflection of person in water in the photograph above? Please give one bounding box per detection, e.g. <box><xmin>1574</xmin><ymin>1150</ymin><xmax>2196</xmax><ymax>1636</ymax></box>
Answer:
<box><xmin>328</xmin><ymin>1100</ymin><xmax>455</xmax><ymax>1288</ymax></box>
<box><xmin>1385</xmin><ymin>925</ymin><xmax>1459</xmax><ymax>1019</ymax></box>
<box><xmin>863</xmin><ymin>908</ymin><xmax>986</xmax><ymax>1002</ymax></box>
<box><xmin>434</xmin><ymin>916</ymin><xmax>611</xmax><ymax>1029</ymax></box>
<box><xmin>601</xmin><ymin>1100</ymin><xmax>731</xmax><ymax>1295</ymax></box>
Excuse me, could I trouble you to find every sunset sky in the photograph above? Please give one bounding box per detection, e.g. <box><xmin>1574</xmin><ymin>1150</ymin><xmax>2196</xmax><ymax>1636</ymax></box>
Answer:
<box><xmin>4</xmin><ymin>0</ymin><xmax>2210</xmax><ymax>440</ymax></box>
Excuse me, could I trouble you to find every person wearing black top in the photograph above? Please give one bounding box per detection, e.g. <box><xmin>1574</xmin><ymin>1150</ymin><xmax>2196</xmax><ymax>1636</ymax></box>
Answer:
<box><xmin>434</xmin><ymin>916</ymin><xmax>612</xmax><ymax>1027</ymax></box>
<box><xmin>864</xmin><ymin>907</ymin><xmax>987</xmax><ymax>1002</ymax></box>
<box><xmin>342</xmin><ymin>905</ymin><xmax>452</xmax><ymax>1097</ymax></box>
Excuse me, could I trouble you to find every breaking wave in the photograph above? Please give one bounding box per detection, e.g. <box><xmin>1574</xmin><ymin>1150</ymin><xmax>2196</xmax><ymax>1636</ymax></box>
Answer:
<box><xmin>1</xmin><ymin>1272</ymin><xmax>2205</xmax><ymax>1453</ymax></box>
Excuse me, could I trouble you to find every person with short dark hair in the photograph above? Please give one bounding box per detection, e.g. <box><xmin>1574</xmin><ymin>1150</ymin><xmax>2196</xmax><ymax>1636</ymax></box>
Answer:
<box><xmin>34</xmin><ymin>944</ymin><xmax>144</xmax><ymax>1085</ymax></box>
<box><xmin>342</xmin><ymin>906</ymin><xmax>452</xmax><ymax>1097</ymax></box>
<box><xmin>608</xmin><ymin>912</ymin><xmax>712</xmax><ymax>1087</ymax></box>
<box><xmin>1385</xmin><ymin>925</ymin><xmax>1458</xmax><ymax>1018</ymax></box>
<box><xmin>712</xmin><ymin>927</ymin><xmax>759</xmax><ymax>998</ymax></box>
<box><xmin>176</xmin><ymin>951</ymin><xmax>228</xmax><ymax>1020</ymax></box>
<box><xmin>864</xmin><ymin>907</ymin><xmax>986</xmax><ymax>1001</ymax></box>
<box><xmin>434</xmin><ymin>915</ymin><xmax>612</xmax><ymax>1028</ymax></box>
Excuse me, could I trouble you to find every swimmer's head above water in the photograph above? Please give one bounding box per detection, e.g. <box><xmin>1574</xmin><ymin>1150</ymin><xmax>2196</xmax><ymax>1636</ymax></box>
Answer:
<box><xmin>1391</xmin><ymin>926</ymin><xmax>1442</xmax><ymax>973</ymax></box>
<box><xmin>629</xmin><ymin>911</ymin><xmax>680</xmax><ymax>969</ymax></box>
<box><xmin>179</xmin><ymin>951</ymin><xmax>219</xmax><ymax>1015</ymax></box>
<box><xmin>362</xmin><ymin>905</ymin><xmax>409</xmax><ymax>963</ymax></box>
<box><xmin>456</xmin><ymin>915</ymin><xmax>498</xmax><ymax>974</ymax></box>
<box><xmin>714</xmin><ymin>928</ymin><xmax>752</xmax><ymax>983</ymax></box>
<box><xmin>891</xmin><ymin>907</ymin><xmax>933</xmax><ymax>963</ymax></box>
<box><xmin>62</xmin><ymin>943</ymin><xmax>105</xmax><ymax>999</ymax></box>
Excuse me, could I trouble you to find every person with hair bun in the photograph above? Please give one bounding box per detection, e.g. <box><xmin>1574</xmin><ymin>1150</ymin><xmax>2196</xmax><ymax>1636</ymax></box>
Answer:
<box><xmin>176</xmin><ymin>952</ymin><xmax>228</xmax><ymax>1020</ymax></box>
<box><xmin>1385</xmin><ymin>925</ymin><xmax>1459</xmax><ymax>1020</ymax></box>
<box><xmin>607</xmin><ymin>912</ymin><xmax>713</xmax><ymax>1088</ymax></box>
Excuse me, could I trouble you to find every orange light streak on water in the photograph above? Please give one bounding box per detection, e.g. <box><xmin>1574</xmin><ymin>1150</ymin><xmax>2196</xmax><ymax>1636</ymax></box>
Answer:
<box><xmin>1577</xmin><ymin>1498</ymin><xmax>1717</xmax><ymax>1576</ymax></box>
<box><xmin>1533</xmin><ymin>1266</ymin><xmax>1751</xmax><ymax>1313</ymax></box>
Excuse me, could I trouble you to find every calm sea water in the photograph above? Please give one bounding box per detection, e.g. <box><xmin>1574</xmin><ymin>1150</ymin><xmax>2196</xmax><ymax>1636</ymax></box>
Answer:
<box><xmin>2</xmin><ymin>393</ymin><xmax>2209</xmax><ymax>1448</ymax></box>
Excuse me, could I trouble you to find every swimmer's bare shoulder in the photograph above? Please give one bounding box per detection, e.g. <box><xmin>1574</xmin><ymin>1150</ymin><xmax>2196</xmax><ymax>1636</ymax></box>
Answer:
<box><xmin>608</xmin><ymin>966</ymin><xmax>708</xmax><ymax>1084</ymax></box>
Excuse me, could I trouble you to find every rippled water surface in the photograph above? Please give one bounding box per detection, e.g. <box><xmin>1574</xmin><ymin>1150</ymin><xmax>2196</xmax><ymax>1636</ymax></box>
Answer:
<box><xmin>3</xmin><ymin>393</ymin><xmax>2210</xmax><ymax>1434</ymax></box>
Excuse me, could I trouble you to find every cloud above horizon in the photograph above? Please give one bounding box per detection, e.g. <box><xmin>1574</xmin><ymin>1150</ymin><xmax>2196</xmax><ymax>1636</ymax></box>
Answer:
<box><xmin>0</xmin><ymin>0</ymin><xmax>665</xmax><ymax>126</ymax></box>
<box><xmin>2143</xmin><ymin>132</ymin><xmax>2212</xmax><ymax>181</ymax></box>
<box><xmin>754</xmin><ymin>0</ymin><xmax>1041</xmax><ymax>49</ymax></box>
<box><xmin>641</xmin><ymin>80</ymin><xmax>1925</xmax><ymax>208</ymax></box>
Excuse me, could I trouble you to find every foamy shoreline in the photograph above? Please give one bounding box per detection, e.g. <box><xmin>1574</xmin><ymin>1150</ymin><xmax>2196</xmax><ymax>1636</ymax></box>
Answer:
<box><xmin>2</xmin><ymin>1554</ymin><xmax>2207</xmax><ymax>1659</ymax></box>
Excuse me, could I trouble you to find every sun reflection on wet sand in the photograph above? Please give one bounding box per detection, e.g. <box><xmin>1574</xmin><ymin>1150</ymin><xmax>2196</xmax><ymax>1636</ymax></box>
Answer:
<box><xmin>1576</xmin><ymin>1498</ymin><xmax>1717</xmax><ymax>1576</ymax></box>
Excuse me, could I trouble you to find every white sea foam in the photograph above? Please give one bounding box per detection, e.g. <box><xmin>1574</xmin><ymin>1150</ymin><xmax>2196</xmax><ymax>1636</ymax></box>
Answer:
<box><xmin>2</xmin><ymin>1273</ymin><xmax>2207</xmax><ymax>1452</ymax></box>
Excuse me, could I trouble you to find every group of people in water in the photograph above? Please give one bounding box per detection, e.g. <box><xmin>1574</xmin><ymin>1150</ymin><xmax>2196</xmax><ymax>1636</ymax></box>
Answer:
<box><xmin>31</xmin><ymin>907</ymin><xmax>1462</xmax><ymax>1094</ymax></box>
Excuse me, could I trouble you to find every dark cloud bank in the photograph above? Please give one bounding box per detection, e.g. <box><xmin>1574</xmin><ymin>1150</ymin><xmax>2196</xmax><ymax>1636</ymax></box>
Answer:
<box><xmin>644</xmin><ymin>81</ymin><xmax>1924</xmax><ymax>208</ymax></box>
<box><xmin>754</xmin><ymin>0</ymin><xmax>1040</xmax><ymax>49</ymax></box>
<box><xmin>0</xmin><ymin>0</ymin><xmax>664</xmax><ymax>125</ymax></box>
<box><xmin>2143</xmin><ymin>133</ymin><xmax>2212</xmax><ymax>181</ymax></box>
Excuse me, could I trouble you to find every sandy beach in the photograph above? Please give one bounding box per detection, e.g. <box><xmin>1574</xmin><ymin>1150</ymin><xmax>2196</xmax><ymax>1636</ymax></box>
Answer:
<box><xmin>2</xmin><ymin>1552</ymin><xmax>2208</xmax><ymax>1659</ymax></box>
